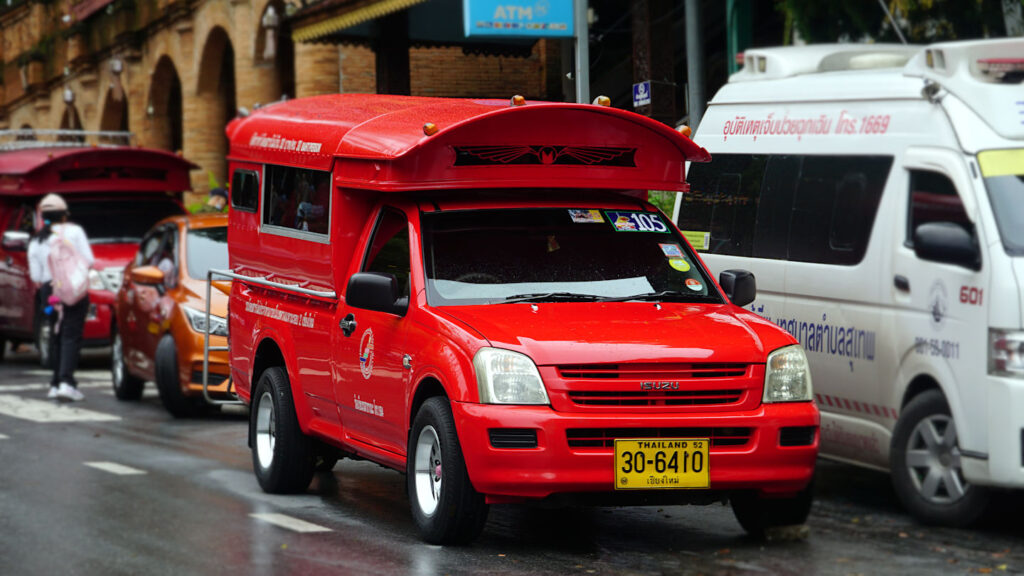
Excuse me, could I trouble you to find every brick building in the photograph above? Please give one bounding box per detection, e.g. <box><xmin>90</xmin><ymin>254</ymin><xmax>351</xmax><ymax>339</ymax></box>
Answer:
<box><xmin>0</xmin><ymin>0</ymin><xmax>564</xmax><ymax>201</ymax></box>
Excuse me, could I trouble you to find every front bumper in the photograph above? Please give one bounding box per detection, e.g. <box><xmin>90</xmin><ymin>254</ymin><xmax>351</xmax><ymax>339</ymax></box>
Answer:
<box><xmin>452</xmin><ymin>401</ymin><xmax>819</xmax><ymax>501</ymax></box>
<box><xmin>179</xmin><ymin>330</ymin><xmax>232</xmax><ymax>398</ymax></box>
<box><xmin>964</xmin><ymin>375</ymin><xmax>1024</xmax><ymax>488</ymax></box>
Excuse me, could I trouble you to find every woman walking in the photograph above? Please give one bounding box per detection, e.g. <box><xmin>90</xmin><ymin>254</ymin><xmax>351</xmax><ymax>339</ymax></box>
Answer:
<box><xmin>28</xmin><ymin>193</ymin><xmax>94</xmax><ymax>401</ymax></box>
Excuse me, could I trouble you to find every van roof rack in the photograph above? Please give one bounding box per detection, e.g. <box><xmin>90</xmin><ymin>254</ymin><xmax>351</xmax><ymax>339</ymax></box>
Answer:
<box><xmin>0</xmin><ymin>129</ymin><xmax>133</xmax><ymax>151</ymax></box>
<box><xmin>731</xmin><ymin>44</ymin><xmax>921</xmax><ymax>82</ymax></box>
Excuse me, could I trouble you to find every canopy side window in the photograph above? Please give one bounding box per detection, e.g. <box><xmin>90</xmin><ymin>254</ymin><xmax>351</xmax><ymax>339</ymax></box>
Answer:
<box><xmin>261</xmin><ymin>164</ymin><xmax>332</xmax><ymax>241</ymax></box>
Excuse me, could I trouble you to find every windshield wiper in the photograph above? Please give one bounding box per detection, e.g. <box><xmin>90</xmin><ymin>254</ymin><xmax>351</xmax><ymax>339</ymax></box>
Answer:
<box><xmin>596</xmin><ymin>290</ymin><xmax>721</xmax><ymax>303</ymax></box>
<box><xmin>501</xmin><ymin>292</ymin><xmax>604</xmax><ymax>304</ymax></box>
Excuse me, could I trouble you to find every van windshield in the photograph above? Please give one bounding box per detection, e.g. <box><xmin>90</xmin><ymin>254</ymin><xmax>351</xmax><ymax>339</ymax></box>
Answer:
<box><xmin>67</xmin><ymin>197</ymin><xmax>184</xmax><ymax>244</ymax></box>
<box><xmin>980</xmin><ymin>149</ymin><xmax>1024</xmax><ymax>256</ymax></box>
<box><xmin>421</xmin><ymin>207</ymin><xmax>721</xmax><ymax>306</ymax></box>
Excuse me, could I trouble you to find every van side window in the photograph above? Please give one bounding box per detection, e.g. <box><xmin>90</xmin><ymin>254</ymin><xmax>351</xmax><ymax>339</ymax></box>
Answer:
<box><xmin>682</xmin><ymin>154</ymin><xmax>892</xmax><ymax>265</ymax></box>
<box><xmin>262</xmin><ymin>164</ymin><xmax>331</xmax><ymax>236</ymax></box>
<box><xmin>231</xmin><ymin>169</ymin><xmax>259</xmax><ymax>212</ymax></box>
<box><xmin>363</xmin><ymin>208</ymin><xmax>410</xmax><ymax>296</ymax></box>
<box><xmin>907</xmin><ymin>170</ymin><xmax>970</xmax><ymax>245</ymax></box>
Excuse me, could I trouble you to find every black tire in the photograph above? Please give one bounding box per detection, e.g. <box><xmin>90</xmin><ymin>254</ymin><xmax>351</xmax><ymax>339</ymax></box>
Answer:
<box><xmin>731</xmin><ymin>483</ymin><xmax>814</xmax><ymax>538</ymax></box>
<box><xmin>407</xmin><ymin>397</ymin><xmax>488</xmax><ymax>545</ymax></box>
<box><xmin>111</xmin><ymin>327</ymin><xmax>144</xmax><ymax>400</ymax></box>
<box><xmin>155</xmin><ymin>335</ymin><xmax>202</xmax><ymax>418</ymax></box>
<box><xmin>34</xmin><ymin>312</ymin><xmax>53</xmax><ymax>369</ymax></box>
<box><xmin>250</xmin><ymin>366</ymin><xmax>316</xmax><ymax>493</ymax></box>
<box><xmin>890</xmin><ymin>389</ymin><xmax>989</xmax><ymax>527</ymax></box>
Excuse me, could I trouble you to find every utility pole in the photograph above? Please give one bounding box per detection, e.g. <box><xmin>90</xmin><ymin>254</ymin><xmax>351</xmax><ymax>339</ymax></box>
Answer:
<box><xmin>574</xmin><ymin>0</ymin><xmax>589</xmax><ymax>103</ymax></box>
<box><xmin>684</xmin><ymin>0</ymin><xmax>704</xmax><ymax>130</ymax></box>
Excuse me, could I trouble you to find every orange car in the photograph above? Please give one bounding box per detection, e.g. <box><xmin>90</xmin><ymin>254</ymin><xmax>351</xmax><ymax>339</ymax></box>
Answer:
<box><xmin>112</xmin><ymin>213</ymin><xmax>232</xmax><ymax>417</ymax></box>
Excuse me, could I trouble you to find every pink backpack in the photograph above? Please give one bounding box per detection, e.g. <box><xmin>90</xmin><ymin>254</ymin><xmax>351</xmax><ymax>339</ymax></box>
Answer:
<box><xmin>48</xmin><ymin>225</ymin><xmax>90</xmax><ymax>305</ymax></box>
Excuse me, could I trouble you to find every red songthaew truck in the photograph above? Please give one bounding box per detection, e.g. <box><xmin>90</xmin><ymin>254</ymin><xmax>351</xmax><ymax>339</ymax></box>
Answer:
<box><xmin>222</xmin><ymin>94</ymin><xmax>819</xmax><ymax>544</ymax></box>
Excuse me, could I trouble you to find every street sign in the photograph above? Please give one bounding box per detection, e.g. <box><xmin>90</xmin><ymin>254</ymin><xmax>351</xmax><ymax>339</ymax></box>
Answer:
<box><xmin>463</xmin><ymin>0</ymin><xmax>574</xmax><ymax>38</ymax></box>
<box><xmin>633</xmin><ymin>81</ymin><xmax>652</xmax><ymax>108</ymax></box>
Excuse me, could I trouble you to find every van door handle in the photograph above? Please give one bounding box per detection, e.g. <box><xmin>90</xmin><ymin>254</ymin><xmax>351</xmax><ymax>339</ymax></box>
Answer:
<box><xmin>339</xmin><ymin>314</ymin><xmax>357</xmax><ymax>337</ymax></box>
<box><xmin>894</xmin><ymin>275</ymin><xmax>910</xmax><ymax>292</ymax></box>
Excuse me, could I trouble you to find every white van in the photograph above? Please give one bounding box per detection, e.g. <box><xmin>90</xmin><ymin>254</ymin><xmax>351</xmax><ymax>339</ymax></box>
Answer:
<box><xmin>675</xmin><ymin>38</ymin><xmax>1024</xmax><ymax>526</ymax></box>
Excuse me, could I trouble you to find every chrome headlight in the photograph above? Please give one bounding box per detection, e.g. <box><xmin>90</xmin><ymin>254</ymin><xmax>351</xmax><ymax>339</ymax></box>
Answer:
<box><xmin>763</xmin><ymin>345</ymin><xmax>813</xmax><ymax>403</ymax></box>
<box><xmin>88</xmin><ymin>269</ymin><xmax>105</xmax><ymax>290</ymax></box>
<box><xmin>473</xmin><ymin>347</ymin><xmax>549</xmax><ymax>405</ymax></box>
<box><xmin>183</xmin><ymin>306</ymin><xmax>228</xmax><ymax>337</ymax></box>
<box><xmin>990</xmin><ymin>329</ymin><xmax>1024</xmax><ymax>378</ymax></box>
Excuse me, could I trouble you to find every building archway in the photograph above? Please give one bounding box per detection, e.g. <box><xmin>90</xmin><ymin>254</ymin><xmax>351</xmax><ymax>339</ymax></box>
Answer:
<box><xmin>99</xmin><ymin>87</ymin><xmax>130</xmax><ymax>143</ymax></box>
<box><xmin>255</xmin><ymin>0</ymin><xmax>295</xmax><ymax>100</ymax></box>
<box><xmin>148</xmin><ymin>56</ymin><xmax>183</xmax><ymax>153</ymax></box>
<box><xmin>195</xmin><ymin>26</ymin><xmax>236</xmax><ymax>190</ymax></box>
<box><xmin>59</xmin><ymin>106</ymin><xmax>85</xmax><ymax>142</ymax></box>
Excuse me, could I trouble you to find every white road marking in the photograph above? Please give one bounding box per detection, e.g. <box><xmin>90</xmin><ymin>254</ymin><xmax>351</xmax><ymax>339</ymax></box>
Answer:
<box><xmin>84</xmin><ymin>461</ymin><xmax>147</xmax><ymax>475</ymax></box>
<box><xmin>0</xmin><ymin>434</ymin><xmax>8</xmax><ymax>439</ymax></box>
<box><xmin>250</xmin><ymin>513</ymin><xmax>332</xmax><ymax>533</ymax></box>
<box><xmin>0</xmin><ymin>382</ymin><xmax>109</xmax><ymax>393</ymax></box>
<box><xmin>0</xmin><ymin>395</ymin><xmax>121</xmax><ymax>423</ymax></box>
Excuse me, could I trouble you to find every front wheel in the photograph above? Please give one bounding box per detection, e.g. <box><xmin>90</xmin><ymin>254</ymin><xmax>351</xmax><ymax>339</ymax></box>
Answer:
<box><xmin>155</xmin><ymin>335</ymin><xmax>203</xmax><ymax>418</ymax></box>
<box><xmin>890</xmin><ymin>389</ymin><xmax>989</xmax><ymax>526</ymax></box>
<box><xmin>111</xmin><ymin>328</ymin><xmax>144</xmax><ymax>400</ymax></box>
<box><xmin>407</xmin><ymin>397</ymin><xmax>488</xmax><ymax>545</ymax></box>
<box><xmin>250</xmin><ymin>366</ymin><xmax>316</xmax><ymax>493</ymax></box>
<box><xmin>730</xmin><ymin>483</ymin><xmax>813</xmax><ymax>539</ymax></box>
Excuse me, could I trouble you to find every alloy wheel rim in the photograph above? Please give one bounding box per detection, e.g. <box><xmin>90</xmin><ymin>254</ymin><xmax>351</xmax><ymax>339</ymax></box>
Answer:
<box><xmin>112</xmin><ymin>334</ymin><xmax>124</xmax><ymax>387</ymax></box>
<box><xmin>255</xmin><ymin>391</ymin><xmax>276</xmax><ymax>469</ymax></box>
<box><xmin>905</xmin><ymin>414</ymin><xmax>968</xmax><ymax>504</ymax></box>
<box><xmin>414</xmin><ymin>425</ymin><xmax>442</xmax><ymax>516</ymax></box>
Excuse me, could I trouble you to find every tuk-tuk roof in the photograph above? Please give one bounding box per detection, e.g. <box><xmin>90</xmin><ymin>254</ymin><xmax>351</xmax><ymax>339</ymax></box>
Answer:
<box><xmin>226</xmin><ymin>94</ymin><xmax>710</xmax><ymax>193</ymax></box>
<box><xmin>0</xmin><ymin>147</ymin><xmax>197</xmax><ymax>196</ymax></box>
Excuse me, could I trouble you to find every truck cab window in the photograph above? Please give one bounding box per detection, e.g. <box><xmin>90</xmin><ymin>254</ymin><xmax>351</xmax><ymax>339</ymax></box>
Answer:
<box><xmin>908</xmin><ymin>170</ymin><xmax>971</xmax><ymax>245</ymax></box>
<box><xmin>364</xmin><ymin>208</ymin><xmax>410</xmax><ymax>295</ymax></box>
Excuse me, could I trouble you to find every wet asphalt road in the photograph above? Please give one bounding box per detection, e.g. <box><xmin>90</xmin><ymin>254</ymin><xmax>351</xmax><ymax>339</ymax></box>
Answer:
<box><xmin>0</xmin><ymin>345</ymin><xmax>1020</xmax><ymax>576</ymax></box>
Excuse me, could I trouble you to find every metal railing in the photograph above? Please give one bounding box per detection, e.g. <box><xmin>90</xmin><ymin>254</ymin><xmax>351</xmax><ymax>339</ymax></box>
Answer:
<box><xmin>201</xmin><ymin>268</ymin><xmax>338</xmax><ymax>405</ymax></box>
<box><xmin>0</xmin><ymin>129</ymin><xmax>133</xmax><ymax>150</ymax></box>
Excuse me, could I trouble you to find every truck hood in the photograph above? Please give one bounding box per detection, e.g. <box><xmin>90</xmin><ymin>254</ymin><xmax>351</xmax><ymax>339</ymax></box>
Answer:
<box><xmin>438</xmin><ymin>303</ymin><xmax>790</xmax><ymax>366</ymax></box>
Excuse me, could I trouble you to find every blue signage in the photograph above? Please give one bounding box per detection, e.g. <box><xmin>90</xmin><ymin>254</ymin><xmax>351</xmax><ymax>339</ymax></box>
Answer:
<box><xmin>632</xmin><ymin>81</ymin><xmax>651</xmax><ymax>108</ymax></box>
<box><xmin>463</xmin><ymin>0</ymin><xmax>574</xmax><ymax>38</ymax></box>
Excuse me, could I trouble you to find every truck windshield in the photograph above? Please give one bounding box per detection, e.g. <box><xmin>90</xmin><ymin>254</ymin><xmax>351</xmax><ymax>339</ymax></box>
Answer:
<box><xmin>980</xmin><ymin>149</ymin><xmax>1024</xmax><ymax>256</ymax></box>
<box><xmin>186</xmin><ymin>226</ymin><xmax>228</xmax><ymax>280</ymax></box>
<box><xmin>421</xmin><ymin>207</ymin><xmax>721</xmax><ymax>306</ymax></box>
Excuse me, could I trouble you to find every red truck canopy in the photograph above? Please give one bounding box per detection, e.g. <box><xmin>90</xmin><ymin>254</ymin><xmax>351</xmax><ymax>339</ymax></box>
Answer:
<box><xmin>0</xmin><ymin>147</ymin><xmax>197</xmax><ymax>196</ymax></box>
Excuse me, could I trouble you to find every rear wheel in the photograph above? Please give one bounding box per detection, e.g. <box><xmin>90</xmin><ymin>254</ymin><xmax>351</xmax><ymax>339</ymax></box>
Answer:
<box><xmin>890</xmin><ymin>389</ymin><xmax>989</xmax><ymax>526</ymax></box>
<box><xmin>111</xmin><ymin>328</ymin><xmax>144</xmax><ymax>400</ymax></box>
<box><xmin>407</xmin><ymin>397</ymin><xmax>488</xmax><ymax>544</ymax></box>
<box><xmin>155</xmin><ymin>335</ymin><xmax>202</xmax><ymax>418</ymax></box>
<box><xmin>730</xmin><ymin>483</ymin><xmax>814</xmax><ymax>539</ymax></box>
<box><xmin>250</xmin><ymin>366</ymin><xmax>316</xmax><ymax>493</ymax></box>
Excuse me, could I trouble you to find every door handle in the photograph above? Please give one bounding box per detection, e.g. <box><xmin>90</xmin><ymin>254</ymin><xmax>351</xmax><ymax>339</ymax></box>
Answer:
<box><xmin>894</xmin><ymin>275</ymin><xmax>910</xmax><ymax>292</ymax></box>
<box><xmin>339</xmin><ymin>313</ymin><xmax>357</xmax><ymax>337</ymax></box>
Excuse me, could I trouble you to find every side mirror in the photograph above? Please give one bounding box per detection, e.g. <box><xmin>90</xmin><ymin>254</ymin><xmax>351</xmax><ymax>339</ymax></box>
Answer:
<box><xmin>913</xmin><ymin>222</ymin><xmax>980</xmax><ymax>271</ymax></box>
<box><xmin>130</xmin><ymin>265</ymin><xmax>165</xmax><ymax>286</ymax></box>
<box><xmin>346</xmin><ymin>272</ymin><xmax>408</xmax><ymax>316</ymax></box>
<box><xmin>719</xmin><ymin>269</ymin><xmax>756</xmax><ymax>308</ymax></box>
<box><xmin>2</xmin><ymin>230</ymin><xmax>29</xmax><ymax>251</ymax></box>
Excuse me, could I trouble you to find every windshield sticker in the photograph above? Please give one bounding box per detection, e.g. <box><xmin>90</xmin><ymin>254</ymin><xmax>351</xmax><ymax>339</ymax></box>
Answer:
<box><xmin>681</xmin><ymin>230</ymin><xmax>709</xmax><ymax>251</ymax></box>
<box><xmin>669</xmin><ymin>259</ymin><xmax>691</xmax><ymax>272</ymax></box>
<box><xmin>606</xmin><ymin>211</ymin><xmax>669</xmax><ymax>233</ymax></box>
<box><xmin>659</xmin><ymin>243</ymin><xmax>684</xmax><ymax>258</ymax></box>
<box><xmin>569</xmin><ymin>209</ymin><xmax>604</xmax><ymax>223</ymax></box>
<box><xmin>685</xmin><ymin>278</ymin><xmax>703</xmax><ymax>291</ymax></box>
<box><xmin>359</xmin><ymin>328</ymin><xmax>375</xmax><ymax>379</ymax></box>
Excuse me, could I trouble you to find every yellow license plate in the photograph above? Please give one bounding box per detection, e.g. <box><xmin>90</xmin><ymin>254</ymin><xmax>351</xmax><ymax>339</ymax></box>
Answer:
<box><xmin>613</xmin><ymin>438</ymin><xmax>709</xmax><ymax>490</ymax></box>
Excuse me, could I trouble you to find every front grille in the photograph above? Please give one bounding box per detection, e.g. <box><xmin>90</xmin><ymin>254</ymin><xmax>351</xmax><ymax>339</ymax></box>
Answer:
<box><xmin>489</xmin><ymin>428</ymin><xmax>538</xmax><ymax>449</ymax></box>
<box><xmin>779</xmin><ymin>426</ymin><xmax>817</xmax><ymax>447</ymax></box>
<box><xmin>191</xmin><ymin>371</ymin><xmax>228</xmax><ymax>386</ymax></box>
<box><xmin>568</xmin><ymin>389</ymin><xmax>744</xmax><ymax>407</ymax></box>
<box><xmin>558</xmin><ymin>363</ymin><xmax>748</xmax><ymax>380</ymax></box>
<box><xmin>566</xmin><ymin>427</ymin><xmax>752</xmax><ymax>449</ymax></box>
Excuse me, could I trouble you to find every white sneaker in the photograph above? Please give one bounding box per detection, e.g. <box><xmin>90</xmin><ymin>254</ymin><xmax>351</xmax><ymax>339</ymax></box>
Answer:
<box><xmin>57</xmin><ymin>383</ymin><xmax>84</xmax><ymax>402</ymax></box>
<box><xmin>47</xmin><ymin>386</ymin><xmax>59</xmax><ymax>399</ymax></box>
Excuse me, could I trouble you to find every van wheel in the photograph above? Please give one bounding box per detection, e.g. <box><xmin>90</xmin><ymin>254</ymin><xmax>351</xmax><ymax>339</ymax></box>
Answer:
<box><xmin>730</xmin><ymin>483</ymin><xmax>813</xmax><ymax>538</ymax></box>
<box><xmin>155</xmin><ymin>335</ymin><xmax>201</xmax><ymax>418</ymax></box>
<box><xmin>407</xmin><ymin>397</ymin><xmax>488</xmax><ymax>544</ymax></box>
<box><xmin>111</xmin><ymin>328</ymin><xmax>144</xmax><ymax>400</ymax></box>
<box><xmin>251</xmin><ymin>366</ymin><xmax>316</xmax><ymax>493</ymax></box>
<box><xmin>34</xmin><ymin>312</ymin><xmax>53</xmax><ymax>369</ymax></box>
<box><xmin>890</xmin><ymin>389</ymin><xmax>989</xmax><ymax>526</ymax></box>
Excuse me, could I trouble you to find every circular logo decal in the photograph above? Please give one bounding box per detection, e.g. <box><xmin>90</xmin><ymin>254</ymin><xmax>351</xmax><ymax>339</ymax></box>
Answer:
<box><xmin>669</xmin><ymin>258</ymin><xmax>691</xmax><ymax>272</ymax></box>
<box><xmin>359</xmin><ymin>328</ymin><xmax>375</xmax><ymax>379</ymax></box>
<box><xmin>928</xmin><ymin>280</ymin><xmax>947</xmax><ymax>332</ymax></box>
<box><xmin>685</xmin><ymin>278</ymin><xmax>703</xmax><ymax>292</ymax></box>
